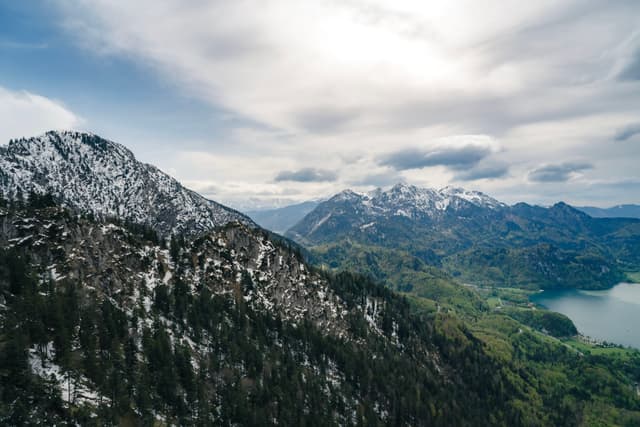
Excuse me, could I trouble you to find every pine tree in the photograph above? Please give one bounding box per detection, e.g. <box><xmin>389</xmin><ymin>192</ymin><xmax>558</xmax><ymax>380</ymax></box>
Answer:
<box><xmin>170</xmin><ymin>234</ymin><xmax>181</xmax><ymax>262</ymax></box>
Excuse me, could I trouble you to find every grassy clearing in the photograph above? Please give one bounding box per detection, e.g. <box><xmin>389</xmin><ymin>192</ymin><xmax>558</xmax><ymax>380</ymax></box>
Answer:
<box><xmin>485</xmin><ymin>296</ymin><xmax>502</xmax><ymax>309</ymax></box>
<box><xmin>470</xmin><ymin>285</ymin><xmax>537</xmax><ymax>306</ymax></box>
<box><xmin>562</xmin><ymin>337</ymin><xmax>639</xmax><ymax>357</ymax></box>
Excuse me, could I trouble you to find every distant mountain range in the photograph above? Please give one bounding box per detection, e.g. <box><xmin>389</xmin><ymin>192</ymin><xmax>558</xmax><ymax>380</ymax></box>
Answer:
<box><xmin>0</xmin><ymin>131</ymin><xmax>252</xmax><ymax>236</ymax></box>
<box><xmin>246</xmin><ymin>200</ymin><xmax>319</xmax><ymax>233</ymax></box>
<box><xmin>285</xmin><ymin>183</ymin><xmax>640</xmax><ymax>290</ymax></box>
<box><xmin>576</xmin><ymin>204</ymin><xmax>640</xmax><ymax>219</ymax></box>
<box><xmin>247</xmin><ymin>187</ymin><xmax>640</xmax><ymax>235</ymax></box>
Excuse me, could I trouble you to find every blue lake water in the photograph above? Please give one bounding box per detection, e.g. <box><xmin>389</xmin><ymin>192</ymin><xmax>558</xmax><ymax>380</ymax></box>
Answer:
<box><xmin>530</xmin><ymin>283</ymin><xmax>640</xmax><ymax>349</ymax></box>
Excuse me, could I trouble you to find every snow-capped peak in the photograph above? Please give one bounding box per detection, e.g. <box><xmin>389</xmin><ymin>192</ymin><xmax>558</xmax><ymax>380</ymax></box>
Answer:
<box><xmin>366</xmin><ymin>183</ymin><xmax>504</xmax><ymax>213</ymax></box>
<box><xmin>287</xmin><ymin>182</ymin><xmax>509</xmax><ymax>240</ymax></box>
<box><xmin>320</xmin><ymin>183</ymin><xmax>506</xmax><ymax>221</ymax></box>
<box><xmin>330</xmin><ymin>189</ymin><xmax>366</xmax><ymax>202</ymax></box>
<box><xmin>0</xmin><ymin>130</ymin><xmax>252</xmax><ymax>236</ymax></box>
<box><xmin>389</xmin><ymin>182</ymin><xmax>416</xmax><ymax>193</ymax></box>
<box><xmin>437</xmin><ymin>185</ymin><xmax>505</xmax><ymax>209</ymax></box>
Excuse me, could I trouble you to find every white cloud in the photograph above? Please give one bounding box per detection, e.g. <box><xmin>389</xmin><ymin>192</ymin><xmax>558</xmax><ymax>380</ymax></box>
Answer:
<box><xmin>52</xmin><ymin>0</ymin><xmax>640</xmax><ymax>207</ymax></box>
<box><xmin>0</xmin><ymin>86</ymin><xmax>82</xmax><ymax>144</ymax></box>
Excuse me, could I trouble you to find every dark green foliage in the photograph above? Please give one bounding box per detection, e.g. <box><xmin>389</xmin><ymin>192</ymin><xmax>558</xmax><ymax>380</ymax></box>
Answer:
<box><xmin>504</xmin><ymin>308</ymin><xmax>577</xmax><ymax>337</ymax></box>
<box><xmin>444</xmin><ymin>244</ymin><xmax>626</xmax><ymax>290</ymax></box>
<box><xmin>311</xmin><ymin>242</ymin><xmax>487</xmax><ymax>315</ymax></box>
<box><xmin>26</xmin><ymin>191</ymin><xmax>57</xmax><ymax>210</ymax></box>
<box><xmin>473</xmin><ymin>313</ymin><xmax>640</xmax><ymax>426</ymax></box>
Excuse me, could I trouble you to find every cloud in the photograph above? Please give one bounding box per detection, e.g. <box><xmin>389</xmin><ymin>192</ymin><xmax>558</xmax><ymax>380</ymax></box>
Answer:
<box><xmin>0</xmin><ymin>86</ymin><xmax>82</xmax><ymax>144</ymax></box>
<box><xmin>294</xmin><ymin>108</ymin><xmax>360</xmax><ymax>134</ymax></box>
<box><xmin>378</xmin><ymin>136</ymin><xmax>499</xmax><ymax>171</ymax></box>
<box><xmin>379</xmin><ymin>146</ymin><xmax>486</xmax><ymax>170</ymax></box>
<box><xmin>614</xmin><ymin>122</ymin><xmax>640</xmax><ymax>141</ymax></box>
<box><xmin>584</xmin><ymin>178</ymin><xmax>640</xmax><ymax>198</ymax></box>
<box><xmin>55</xmin><ymin>1</ymin><xmax>640</xmax><ymax>136</ymax></box>
<box><xmin>618</xmin><ymin>48</ymin><xmax>640</xmax><ymax>81</ymax></box>
<box><xmin>528</xmin><ymin>162</ymin><xmax>593</xmax><ymax>182</ymax></box>
<box><xmin>274</xmin><ymin>168</ymin><xmax>337</xmax><ymax>182</ymax></box>
<box><xmin>455</xmin><ymin>163</ymin><xmax>509</xmax><ymax>181</ymax></box>
<box><xmin>47</xmin><ymin>1</ymin><xmax>640</xmax><ymax>206</ymax></box>
<box><xmin>348</xmin><ymin>169</ymin><xmax>403</xmax><ymax>187</ymax></box>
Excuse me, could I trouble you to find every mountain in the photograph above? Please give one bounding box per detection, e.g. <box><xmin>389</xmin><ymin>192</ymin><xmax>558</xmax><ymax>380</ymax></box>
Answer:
<box><xmin>246</xmin><ymin>200</ymin><xmax>320</xmax><ymax>234</ymax></box>
<box><xmin>1</xmin><ymin>135</ymin><xmax>639</xmax><ymax>425</ymax></box>
<box><xmin>576</xmin><ymin>204</ymin><xmax>640</xmax><ymax>219</ymax></box>
<box><xmin>0</xmin><ymin>131</ymin><xmax>252</xmax><ymax>237</ymax></box>
<box><xmin>287</xmin><ymin>183</ymin><xmax>640</xmax><ymax>290</ymax></box>
<box><xmin>2</xmin><ymin>196</ymin><xmax>640</xmax><ymax>425</ymax></box>
<box><xmin>287</xmin><ymin>183</ymin><xmax>505</xmax><ymax>244</ymax></box>
<box><xmin>0</xmin><ymin>196</ymin><xmax>528</xmax><ymax>424</ymax></box>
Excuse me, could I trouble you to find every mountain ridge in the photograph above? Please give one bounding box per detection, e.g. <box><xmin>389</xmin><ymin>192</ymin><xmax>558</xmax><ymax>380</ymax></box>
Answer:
<box><xmin>287</xmin><ymin>182</ymin><xmax>507</xmax><ymax>245</ymax></box>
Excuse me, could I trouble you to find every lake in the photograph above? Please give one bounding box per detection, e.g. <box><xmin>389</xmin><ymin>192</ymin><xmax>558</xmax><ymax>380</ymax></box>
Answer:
<box><xmin>530</xmin><ymin>282</ymin><xmax>640</xmax><ymax>349</ymax></box>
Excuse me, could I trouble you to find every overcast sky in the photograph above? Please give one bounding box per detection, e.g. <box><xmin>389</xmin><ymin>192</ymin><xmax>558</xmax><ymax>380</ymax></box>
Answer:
<box><xmin>1</xmin><ymin>1</ymin><xmax>639</xmax><ymax>210</ymax></box>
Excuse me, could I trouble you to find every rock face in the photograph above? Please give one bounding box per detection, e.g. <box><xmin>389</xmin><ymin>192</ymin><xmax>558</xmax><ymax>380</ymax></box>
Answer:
<box><xmin>0</xmin><ymin>131</ymin><xmax>252</xmax><ymax>237</ymax></box>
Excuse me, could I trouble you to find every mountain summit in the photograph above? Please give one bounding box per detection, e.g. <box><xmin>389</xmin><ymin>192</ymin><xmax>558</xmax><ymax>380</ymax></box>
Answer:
<box><xmin>337</xmin><ymin>182</ymin><xmax>503</xmax><ymax>217</ymax></box>
<box><xmin>287</xmin><ymin>183</ymin><xmax>506</xmax><ymax>243</ymax></box>
<box><xmin>0</xmin><ymin>131</ymin><xmax>251</xmax><ymax>236</ymax></box>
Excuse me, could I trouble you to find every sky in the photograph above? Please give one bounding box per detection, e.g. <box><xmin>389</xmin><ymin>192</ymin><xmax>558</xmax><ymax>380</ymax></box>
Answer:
<box><xmin>1</xmin><ymin>1</ymin><xmax>639</xmax><ymax>210</ymax></box>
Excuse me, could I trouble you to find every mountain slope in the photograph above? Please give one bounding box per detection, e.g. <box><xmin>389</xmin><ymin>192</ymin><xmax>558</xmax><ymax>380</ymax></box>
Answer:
<box><xmin>288</xmin><ymin>183</ymin><xmax>640</xmax><ymax>290</ymax></box>
<box><xmin>0</xmin><ymin>196</ymin><xmax>530</xmax><ymax>425</ymax></box>
<box><xmin>0</xmin><ymin>131</ymin><xmax>251</xmax><ymax>237</ymax></box>
<box><xmin>246</xmin><ymin>200</ymin><xmax>319</xmax><ymax>234</ymax></box>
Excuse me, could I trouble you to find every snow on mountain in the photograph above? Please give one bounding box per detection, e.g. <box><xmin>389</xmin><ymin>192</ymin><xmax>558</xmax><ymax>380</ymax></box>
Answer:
<box><xmin>438</xmin><ymin>185</ymin><xmax>506</xmax><ymax>210</ymax></box>
<box><xmin>0</xmin><ymin>130</ymin><xmax>252</xmax><ymax>236</ymax></box>
<box><xmin>324</xmin><ymin>182</ymin><xmax>504</xmax><ymax>220</ymax></box>
<box><xmin>286</xmin><ymin>182</ymin><xmax>507</xmax><ymax>242</ymax></box>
